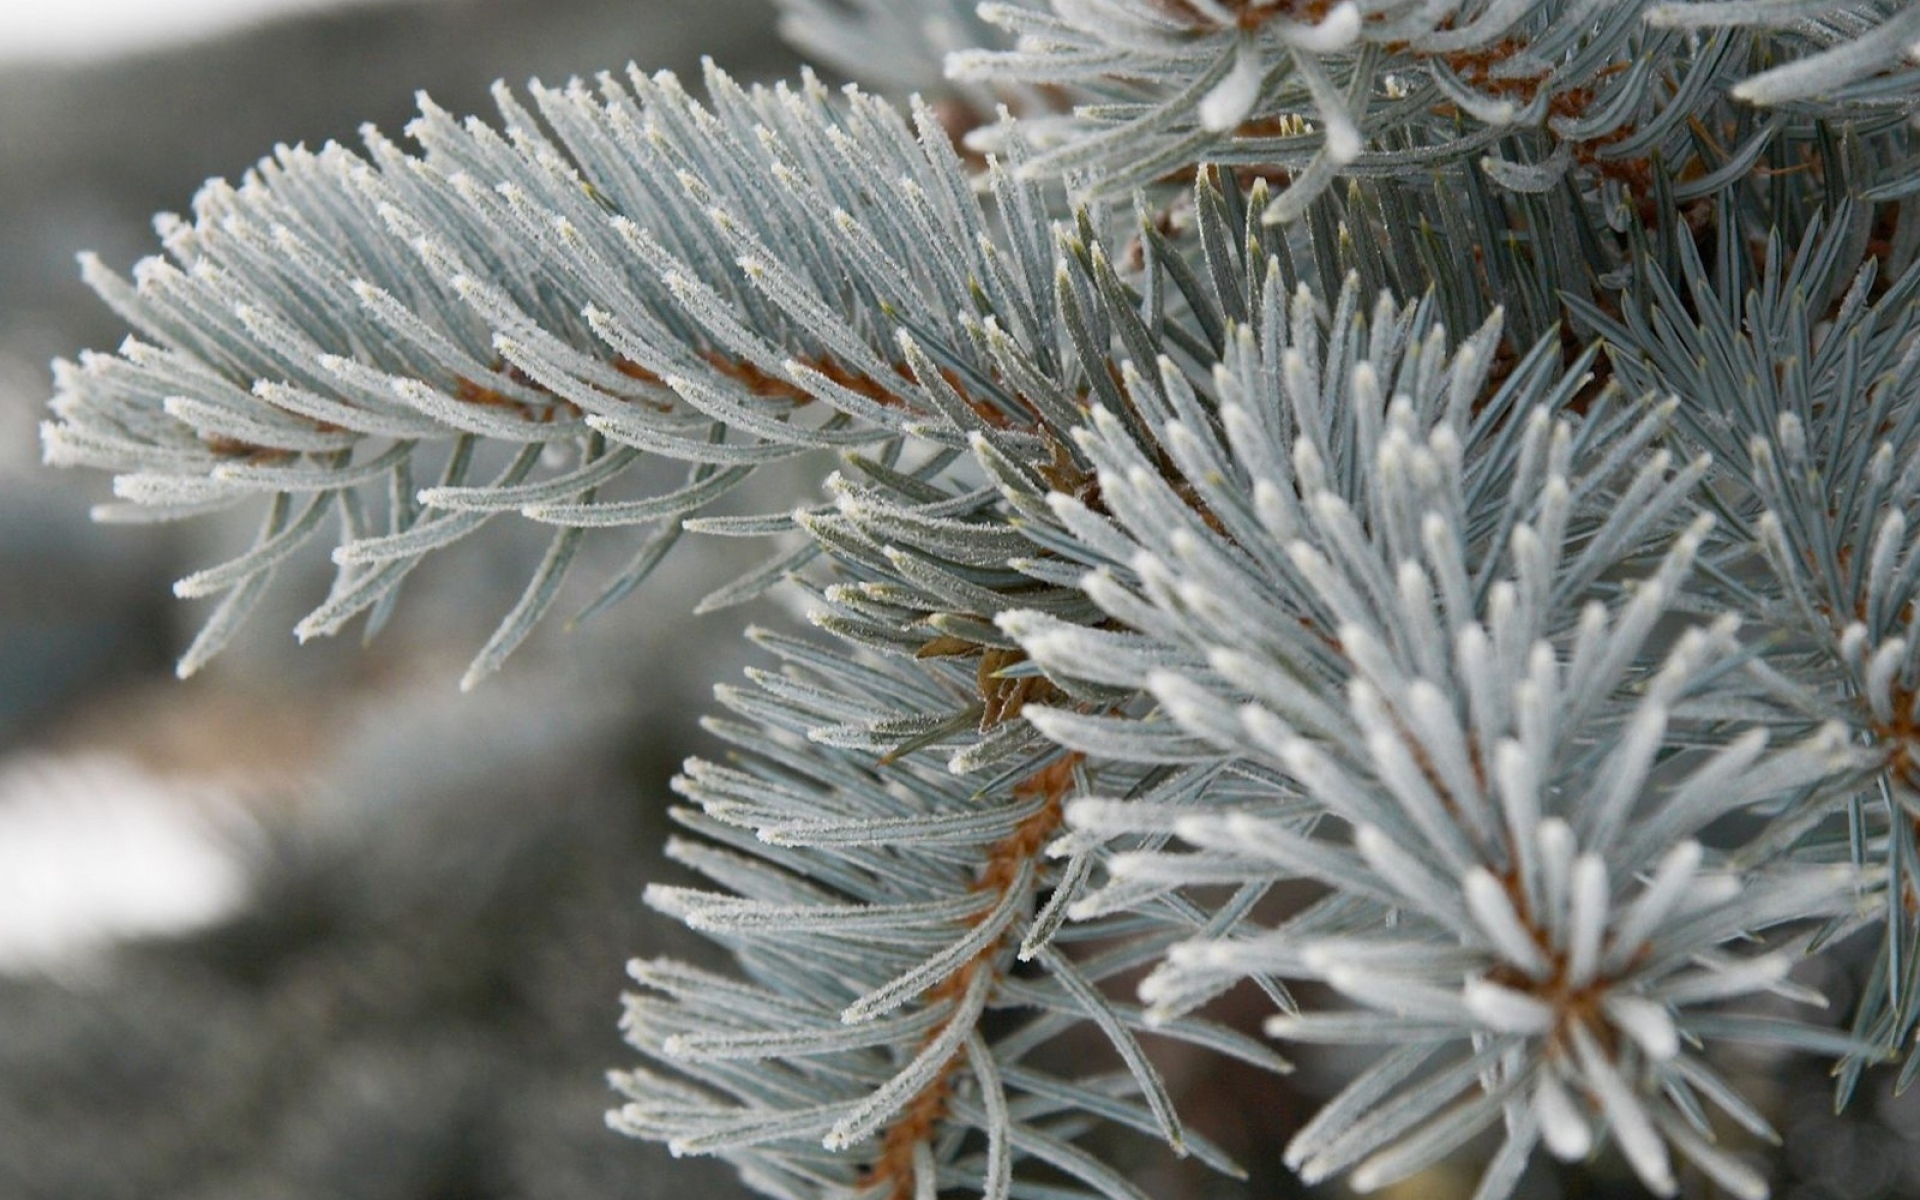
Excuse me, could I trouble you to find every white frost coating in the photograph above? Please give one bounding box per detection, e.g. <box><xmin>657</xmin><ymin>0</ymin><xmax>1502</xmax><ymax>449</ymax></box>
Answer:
<box><xmin>1463</xmin><ymin>867</ymin><xmax>1550</xmax><ymax>978</ymax></box>
<box><xmin>1463</xmin><ymin>977</ymin><xmax>1556</xmax><ymax>1034</ymax></box>
<box><xmin>1322</xmin><ymin>103</ymin><xmax>1364</xmax><ymax>164</ymax></box>
<box><xmin>1563</xmin><ymin>853</ymin><xmax>1608</xmax><ymax>988</ymax></box>
<box><xmin>1283</xmin><ymin>1</ymin><xmax>1361</xmax><ymax>54</ymax></box>
<box><xmin>1533</xmin><ymin>1070</ymin><xmax>1592</xmax><ymax>1161</ymax></box>
<box><xmin>1605</xmin><ymin>840</ymin><xmax>1701</xmax><ymax>969</ymax></box>
<box><xmin>1574</xmin><ymin>1024</ymin><xmax>1675</xmax><ymax>1196</ymax></box>
<box><xmin>1867</xmin><ymin>637</ymin><xmax>1908</xmax><ymax>725</ymax></box>
<box><xmin>1729</xmin><ymin>7</ymin><xmax>1920</xmax><ymax>105</ymax></box>
<box><xmin>0</xmin><ymin>754</ymin><xmax>256</xmax><ymax>977</ymax></box>
<box><xmin>1603</xmin><ymin>994</ymin><xmax>1680</xmax><ymax>1061</ymax></box>
<box><xmin>1199</xmin><ymin>41</ymin><xmax>1266</xmax><ymax>132</ymax></box>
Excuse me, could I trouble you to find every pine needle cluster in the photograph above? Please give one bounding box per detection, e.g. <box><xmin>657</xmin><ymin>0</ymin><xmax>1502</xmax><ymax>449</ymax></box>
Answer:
<box><xmin>37</xmin><ymin>2</ymin><xmax>1920</xmax><ymax>1197</ymax></box>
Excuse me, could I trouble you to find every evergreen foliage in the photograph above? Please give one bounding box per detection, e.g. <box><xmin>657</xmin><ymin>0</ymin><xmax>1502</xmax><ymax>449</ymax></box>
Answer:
<box><xmin>37</xmin><ymin>1</ymin><xmax>1920</xmax><ymax>1196</ymax></box>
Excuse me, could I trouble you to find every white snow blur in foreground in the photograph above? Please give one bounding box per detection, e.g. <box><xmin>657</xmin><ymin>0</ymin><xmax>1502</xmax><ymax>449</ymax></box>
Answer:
<box><xmin>0</xmin><ymin>755</ymin><xmax>256</xmax><ymax>977</ymax></box>
<box><xmin>0</xmin><ymin>0</ymin><xmax>382</xmax><ymax>63</ymax></box>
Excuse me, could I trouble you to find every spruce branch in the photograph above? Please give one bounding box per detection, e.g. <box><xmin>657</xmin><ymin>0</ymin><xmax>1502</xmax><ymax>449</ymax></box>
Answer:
<box><xmin>43</xmin><ymin>66</ymin><xmax>1068</xmax><ymax>682</ymax></box>
<box><xmin>999</xmin><ymin>247</ymin><xmax>1880</xmax><ymax>1199</ymax></box>
<box><xmin>952</xmin><ymin>1</ymin><xmax>1919</xmax><ymax>218</ymax></box>
<box><xmin>33</xmin><ymin>2</ymin><xmax>1920</xmax><ymax>1197</ymax></box>
<box><xmin>1576</xmin><ymin>202</ymin><xmax>1920</xmax><ymax>1088</ymax></box>
<box><xmin>620</xmin><ymin>628</ymin><xmax>1286</xmax><ymax>1200</ymax></box>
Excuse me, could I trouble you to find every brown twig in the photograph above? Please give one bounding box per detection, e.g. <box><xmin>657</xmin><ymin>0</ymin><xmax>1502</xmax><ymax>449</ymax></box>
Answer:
<box><xmin>857</xmin><ymin>753</ymin><xmax>1082</xmax><ymax>1199</ymax></box>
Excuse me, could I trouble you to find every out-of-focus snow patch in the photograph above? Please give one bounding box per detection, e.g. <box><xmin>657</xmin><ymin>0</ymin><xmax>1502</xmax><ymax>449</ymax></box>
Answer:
<box><xmin>0</xmin><ymin>754</ymin><xmax>257</xmax><ymax>978</ymax></box>
<box><xmin>0</xmin><ymin>0</ymin><xmax>391</xmax><ymax>64</ymax></box>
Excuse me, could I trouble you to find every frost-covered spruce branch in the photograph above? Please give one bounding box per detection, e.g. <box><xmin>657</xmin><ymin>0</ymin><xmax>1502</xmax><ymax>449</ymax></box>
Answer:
<box><xmin>620</xmin><ymin>623</ymin><xmax>1290</xmax><ymax>1200</ymax></box>
<box><xmin>42</xmin><ymin>65</ymin><xmax>1075</xmax><ymax>685</ymax></box>
<box><xmin>993</xmin><ymin>253</ymin><xmax>1881</xmax><ymax>1195</ymax></box>
<box><xmin>34</xmin><ymin>2</ymin><xmax>1920</xmax><ymax>1199</ymax></box>
<box><xmin>613</xmin><ymin>188</ymin><xmax>1335</xmax><ymax>1197</ymax></box>
<box><xmin>952</xmin><ymin>0</ymin><xmax>1920</xmax><ymax>216</ymax></box>
<box><xmin>1579</xmin><ymin>205</ymin><xmax>1920</xmax><ymax>1088</ymax></box>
